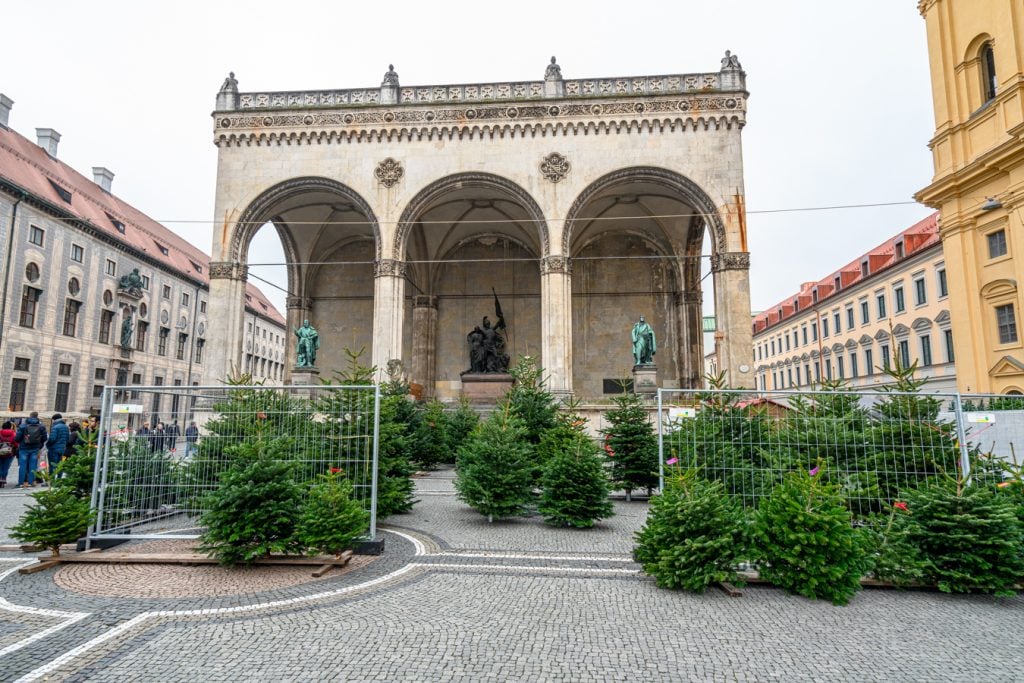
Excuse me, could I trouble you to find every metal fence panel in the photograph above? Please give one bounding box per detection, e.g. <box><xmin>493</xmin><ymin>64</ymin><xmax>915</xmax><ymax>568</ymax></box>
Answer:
<box><xmin>88</xmin><ymin>384</ymin><xmax>380</xmax><ymax>542</ymax></box>
<box><xmin>657</xmin><ymin>388</ymin><xmax>1010</xmax><ymax>516</ymax></box>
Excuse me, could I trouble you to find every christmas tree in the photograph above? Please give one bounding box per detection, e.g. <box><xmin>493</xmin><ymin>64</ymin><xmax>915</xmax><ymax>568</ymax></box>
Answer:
<box><xmin>298</xmin><ymin>470</ymin><xmax>370</xmax><ymax>555</ymax></box>
<box><xmin>11</xmin><ymin>470</ymin><xmax>93</xmax><ymax>557</ymax></box>
<box><xmin>539</xmin><ymin>433</ymin><xmax>614</xmax><ymax>528</ymax></box>
<box><xmin>454</xmin><ymin>408</ymin><xmax>533</xmax><ymax>523</ymax></box>
<box><xmin>602</xmin><ymin>391</ymin><xmax>658</xmax><ymax>501</ymax></box>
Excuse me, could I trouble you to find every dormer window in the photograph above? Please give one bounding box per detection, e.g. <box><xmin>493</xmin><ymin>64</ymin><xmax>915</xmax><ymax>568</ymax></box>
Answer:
<box><xmin>860</xmin><ymin>260</ymin><xmax>869</xmax><ymax>277</ymax></box>
<box><xmin>895</xmin><ymin>240</ymin><xmax>905</xmax><ymax>260</ymax></box>
<box><xmin>190</xmin><ymin>260</ymin><xmax>203</xmax><ymax>274</ymax></box>
<box><xmin>154</xmin><ymin>241</ymin><xmax>169</xmax><ymax>256</ymax></box>
<box><xmin>105</xmin><ymin>213</ymin><xmax>126</xmax><ymax>234</ymax></box>
<box><xmin>833</xmin><ymin>275</ymin><xmax>841</xmax><ymax>291</ymax></box>
<box><xmin>812</xmin><ymin>289</ymin><xmax>818</xmax><ymax>303</ymax></box>
<box><xmin>981</xmin><ymin>42</ymin><xmax>997</xmax><ymax>102</ymax></box>
<box><xmin>793</xmin><ymin>299</ymin><xmax>799</xmax><ymax>313</ymax></box>
<box><xmin>47</xmin><ymin>179</ymin><xmax>72</xmax><ymax>204</ymax></box>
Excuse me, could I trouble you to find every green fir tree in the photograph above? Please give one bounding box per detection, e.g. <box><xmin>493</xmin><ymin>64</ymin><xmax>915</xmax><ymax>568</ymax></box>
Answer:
<box><xmin>454</xmin><ymin>408</ymin><xmax>533</xmax><ymax>523</ymax></box>
<box><xmin>298</xmin><ymin>470</ymin><xmax>370</xmax><ymax>555</ymax></box>
<box><xmin>602</xmin><ymin>390</ymin><xmax>658</xmax><ymax>501</ymax></box>
<box><xmin>445</xmin><ymin>398</ymin><xmax>480</xmax><ymax>456</ymax></box>
<box><xmin>412</xmin><ymin>400</ymin><xmax>450</xmax><ymax>471</ymax></box>
<box><xmin>538</xmin><ymin>421</ymin><xmax>614</xmax><ymax>528</ymax></box>
<box><xmin>505</xmin><ymin>356</ymin><xmax>558</xmax><ymax>446</ymax></box>
<box><xmin>11</xmin><ymin>470</ymin><xmax>93</xmax><ymax>557</ymax></box>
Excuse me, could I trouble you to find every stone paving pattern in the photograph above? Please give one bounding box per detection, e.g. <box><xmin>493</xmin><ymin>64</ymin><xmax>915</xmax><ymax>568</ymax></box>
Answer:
<box><xmin>0</xmin><ymin>466</ymin><xmax>1019</xmax><ymax>681</ymax></box>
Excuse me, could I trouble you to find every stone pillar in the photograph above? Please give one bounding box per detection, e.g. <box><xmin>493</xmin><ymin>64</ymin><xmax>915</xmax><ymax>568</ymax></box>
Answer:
<box><xmin>203</xmin><ymin>261</ymin><xmax>248</xmax><ymax>385</ymax></box>
<box><xmin>540</xmin><ymin>256</ymin><xmax>573</xmax><ymax>397</ymax></box>
<box><xmin>711</xmin><ymin>252</ymin><xmax>754</xmax><ymax>388</ymax></box>
<box><xmin>411</xmin><ymin>295</ymin><xmax>438</xmax><ymax>399</ymax></box>
<box><xmin>372</xmin><ymin>259</ymin><xmax>406</xmax><ymax>381</ymax></box>
<box><xmin>675</xmin><ymin>290</ymin><xmax>704</xmax><ymax>389</ymax></box>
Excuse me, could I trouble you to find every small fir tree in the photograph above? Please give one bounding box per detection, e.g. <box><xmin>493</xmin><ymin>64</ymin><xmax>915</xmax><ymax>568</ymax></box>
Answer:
<box><xmin>752</xmin><ymin>465</ymin><xmax>869</xmax><ymax>605</ymax></box>
<box><xmin>199</xmin><ymin>448</ymin><xmax>305</xmax><ymax>565</ymax></box>
<box><xmin>602</xmin><ymin>390</ymin><xmax>658</xmax><ymax>501</ymax></box>
<box><xmin>298</xmin><ymin>470</ymin><xmax>370</xmax><ymax>555</ymax></box>
<box><xmin>11</xmin><ymin>469</ymin><xmax>93</xmax><ymax>556</ymax></box>
<box><xmin>539</xmin><ymin>432</ymin><xmax>614</xmax><ymax>528</ymax></box>
<box><xmin>455</xmin><ymin>408</ymin><xmax>533</xmax><ymax>523</ymax></box>
<box><xmin>505</xmin><ymin>356</ymin><xmax>558</xmax><ymax>446</ymax></box>
<box><xmin>863</xmin><ymin>502</ymin><xmax>927</xmax><ymax>587</ymax></box>
<box><xmin>55</xmin><ymin>430</ymin><xmax>98</xmax><ymax>500</ymax></box>
<box><xmin>412</xmin><ymin>400</ymin><xmax>450</xmax><ymax>471</ymax></box>
<box><xmin>446</xmin><ymin>398</ymin><xmax>480</xmax><ymax>456</ymax></box>
<box><xmin>633</xmin><ymin>471</ymin><xmax>747</xmax><ymax>592</ymax></box>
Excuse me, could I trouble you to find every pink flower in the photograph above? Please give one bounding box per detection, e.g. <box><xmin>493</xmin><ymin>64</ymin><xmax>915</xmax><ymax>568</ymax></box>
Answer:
<box><xmin>893</xmin><ymin>501</ymin><xmax>909</xmax><ymax>511</ymax></box>
<box><xmin>329</xmin><ymin>467</ymin><xmax>342</xmax><ymax>474</ymax></box>
<box><xmin>808</xmin><ymin>466</ymin><xmax>819</xmax><ymax>477</ymax></box>
<box><xmin>666</xmin><ymin>457</ymin><xmax>678</xmax><ymax>466</ymax></box>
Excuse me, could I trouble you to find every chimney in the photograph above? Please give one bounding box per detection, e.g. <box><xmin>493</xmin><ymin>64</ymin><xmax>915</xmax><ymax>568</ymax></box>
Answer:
<box><xmin>36</xmin><ymin>128</ymin><xmax>61</xmax><ymax>157</ymax></box>
<box><xmin>0</xmin><ymin>94</ymin><xmax>11</xmax><ymax>129</ymax></box>
<box><xmin>92</xmin><ymin>167</ymin><xmax>114</xmax><ymax>193</ymax></box>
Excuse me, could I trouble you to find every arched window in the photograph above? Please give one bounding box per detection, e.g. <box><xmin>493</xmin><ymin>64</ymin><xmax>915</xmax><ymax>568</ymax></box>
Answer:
<box><xmin>981</xmin><ymin>42</ymin><xmax>997</xmax><ymax>102</ymax></box>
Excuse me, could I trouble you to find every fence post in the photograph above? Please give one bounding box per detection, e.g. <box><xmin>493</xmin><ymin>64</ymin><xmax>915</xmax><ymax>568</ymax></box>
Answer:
<box><xmin>953</xmin><ymin>392</ymin><xmax>972</xmax><ymax>485</ymax></box>
<box><xmin>87</xmin><ymin>386</ymin><xmax>116</xmax><ymax>547</ymax></box>
<box><xmin>368</xmin><ymin>384</ymin><xmax>381</xmax><ymax>540</ymax></box>
<box><xmin>657</xmin><ymin>389</ymin><xmax>665</xmax><ymax>492</ymax></box>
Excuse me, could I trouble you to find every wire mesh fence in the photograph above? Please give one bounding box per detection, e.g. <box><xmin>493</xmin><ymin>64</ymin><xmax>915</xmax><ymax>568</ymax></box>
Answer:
<box><xmin>89</xmin><ymin>384</ymin><xmax>380</xmax><ymax>542</ymax></box>
<box><xmin>656</xmin><ymin>388</ymin><xmax>1016</xmax><ymax>517</ymax></box>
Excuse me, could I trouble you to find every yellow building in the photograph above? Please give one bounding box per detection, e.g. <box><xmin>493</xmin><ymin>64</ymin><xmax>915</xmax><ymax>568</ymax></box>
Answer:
<box><xmin>915</xmin><ymin>0</ymin><xmax>1024</xmax><ymax>393</ymax></box>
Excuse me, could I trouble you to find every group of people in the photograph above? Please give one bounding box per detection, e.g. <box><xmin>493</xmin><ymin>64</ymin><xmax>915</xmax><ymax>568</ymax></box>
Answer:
<box><xmin>0</xmin><ymin>412</ymin><xmax>95</xmax><ymax>488</ymax></box>
<box><xmin>135</xmin><ymin>420</ymin><xmax>199</xmax><ymax>457</ymax></box>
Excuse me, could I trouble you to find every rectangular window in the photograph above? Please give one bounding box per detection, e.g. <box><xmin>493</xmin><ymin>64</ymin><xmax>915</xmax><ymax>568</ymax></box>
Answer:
<box><xmin>945</xmin><ymin>329</ymin><xmax>955</xmax><ymax>363</ymax></box>
<box><xmin>176</xmin><ymin>333</ymin><xmax>188</xmax><ymax>360</ymax></box>
<box><xmin>158</xmin><ymin>327</ymin><xmax>169</xmax><ymax>356</ymax></box>
<box><xmin>802</xmin><ymin>327</ymin><xmax>808</xmax><ymax>345</ymax></box>
<box><xmin>793</xmin><ymin>331</ymin><xmax>799</xmax><ymax>348</ymax></box>
<box><xmin>14</xmin><ymin>357</ymin><xmax>30</xmax><ymax>372</ymax></box>
<box><xmin>877</xmin><ymin>294</ymin><xmax>887</xmax><ymax>319</ymax></box>
<box><xmin>8</xmin><ymin>378</ymin><xmax>27</xmax><ymax>411</ymax></box>
<box><xmin>850</xmin><ymin>353</ymin><xmax>859</xmax><ymax>378</ymax></box>
<box><xmin>804</xmin><ymin>364</ymin><xmax>811</xmax><ymax>385</ymax></box>
<box><xmin>838</xmin><ymin>356</ymin><xmax>845</xmax><ymax>379</ymax></box>
<box><xmin>20</xmin><ymin>286</ymin><xmax>41</xmax><ymax>328</ymax></box>
<box><xmin>58</xmin><ymin>363</ymin><xmax>72</xmax><ymax>376</ymax></box>
<box><xmin>94</xmin><ymin>368</ymin><xmax>106</xmax><ymax>380</ymax></box>
<box><xmin>988</xmin><ymin>230</ymin><xmax>1008</xmax><ymax>259</ymax></box>
<box><xmin>833</xmin><ymin>312</ymin><xmax>841</xmax><ymax>334</ymax></box>
<box><xmin>895</xmin><ymin>241</ymin><xmax>905</xmax><ymax>260</ymax></box>
<box><xmin>826</xmin><ymin>361</ymin><xmax>833</xmax><ymax>380</ymax></box>
<box><xmin>200</xmin><ymin>301</ymin><xmax>207</xmax><ymax>314</ymax></box>
<box><xmin>171</xmin><ymin>379</ymin><xmax>182</xmax><ymax>415</ymax></box>
<box><xmin>811</xmin><ymin>322</ymin><xmax>818</xmax><ymax>341</ymax></box>
<box><xmin>814</xmin><ymin>361</ymin><xmax>821</xmax><ymax>382</ymax></box>
<box><xmin>141</xmin><ymin>275</ymin><xmax>150</xmax><ymax>290</ymax></box>
<box><xmin>181</xmin><ymin>292</ymin><xmax>190</xmax><ymax>307</ymax></box>
<box><xmin>162</xmin><ymin>285</ymin><xmax>171</xmax><ymax>300</ymax></box>
<box><xmin>92</xmin><ymin>384</ymin><xmax>104</xmax><ymax>398</ymax></box>
<box><xmin>54</xmin><ymin>382</ymin><xmax>70</xmax><ymax>412</ymax></box>
<box><xmin>921</xmin><ymin>335</ymin><xmax>933</xmax><ymax>367</ymax></box>
<box><xmin>770</xmin><ymin>340</ymin><xmax>776</xmax><ymax>355</ymax></box>
<box><xmin>865</xmin><ymin>349</ymin><xmax>874</xmax><ymax>376</ymax></box>
<box><xmin>787</xmin><ymin>368</ymin><xmax>793</xmax><ymax>387</ymax></box>
<box><xmin>914</xmin><ymin>278</ymin><xmax>927</xmax><ymax>306</ymax></box>
<box><xmin>996</xmin><ymin>304</ymin><xmax>1019</xmax><ymax>344</ymax></box>
<box><xmin>135</xmin><ymin>321</ymin><xmax>149</xmax><ymax>352</ymax></box>
<box><xmin>62</xmin><ymin>299</ymin><xmax>81</xmax><ymax>337</ymax></box>
<box><xmin>99</xmin><ymin>309</ymin><xmax>114</xmax><ymax>344</ymax></box>
<box><xmin>894</xmin><ymin>286</ymin><xmax>905</xmax><ymax>313</ymax></box>
<box><xmin>785</xmin><ymin>336</ymin><xmax>790</xmax><ymax>352</ymax></box>
<box><xmin>899</xmin><ymin>340</ymin><xmax>910</xmax><ymax>369</ymax></box>
<box><xmin>105</xmin><ymin>259</ymin><xmax>116</xmax><ymax>276</ymax></box>
<box><xmin>70</xmin><ymin>244</ymin><xmax>84</xmax><ymax>262</ymax></box>
<box><xmin>823</xmin><ymin>318</ymin><xmax>830</xmax><ymax>337</ymax></box>
<box><xmin>195</xmin><ymin>339</ymin><xmax>205</xmax><ymax>364</ymax></box>
<box><xmin>846</xmin><ymin>307</ymin><xmax>855</xmax><ymax>330</ymax></box>
<box><xmin>28</xmin><ymin>225</ymin><xmax>44</xmax><ymax>246</ymax></box>
<box><xmin>860</xmin><ymin>301</ymin><xmax>869</xmax><ymax>325</ymax></box>
<box><xmin>881</xmin><ymin>344</ymin><xmax>891</xmax><ymax>370</ymax></box>
<box><xmin>938</xmin><ymin>269</ymin><xmax>948</xmax><ymax>298</ymax></box>
<box><xmin>795</xmin><ymin>366</ymin><xmax>802</xmax><ymax>386</ymax></box>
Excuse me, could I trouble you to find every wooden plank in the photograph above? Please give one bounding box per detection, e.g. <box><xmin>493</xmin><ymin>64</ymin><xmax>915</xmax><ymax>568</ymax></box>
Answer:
<box><xmin>718</xmin><ymin>581</ymin><xmax>743</xmax><ymax>597</ymax></box>
<box><xmin>55</xmin><ymin>551</ymin><xmax>355</xmax><ymax>566</ymax></box>
<box><xmin>311</xmin><ymin>564</ymin><xmax>334</xmax><ymax>578</ymax></box>
<box><xmin>18</xmin><ymin>559</ymin><xmax>61</xmax><ymax>574</ymax></box>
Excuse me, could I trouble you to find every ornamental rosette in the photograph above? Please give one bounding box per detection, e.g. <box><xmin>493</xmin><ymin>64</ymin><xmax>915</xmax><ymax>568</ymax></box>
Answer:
<box><xmin>540</xmin><ymin>152</ymin><xmax>570</xmax><ymax>183</ymax></box>
<box><xmin>374</xmin><ymin>158</ymin><xmax>404</xmax><ymax>188</ymax></box>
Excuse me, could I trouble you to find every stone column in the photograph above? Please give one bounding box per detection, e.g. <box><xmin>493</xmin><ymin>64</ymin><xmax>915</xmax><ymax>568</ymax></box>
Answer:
<box><xmin>711</xmin><ymin>252</ymin><xmax>754</xmax><ymax>388</ymax></box>
<box><xmin>203</xmin><ymin>261</ymin><xmax>248</xmax><ymax>385</ymax></box>
<box><xmin>372</xmin><ymin>259</ymin><xmax>406</xmax><ymax>381</ymax></box>
<box><xmin>411</xmin><ymin>295</ymin><xmax>438</xmax><ymax>399</ymax></box>
<box><xmin>541</xmin><ymin>256</ymin><xmax>573</xmax><ymax>397</ymax></box>
<box><xmin>675</xmin><ymin>290</ymin><xmax>704</xmax><ymax>389</ymax></box>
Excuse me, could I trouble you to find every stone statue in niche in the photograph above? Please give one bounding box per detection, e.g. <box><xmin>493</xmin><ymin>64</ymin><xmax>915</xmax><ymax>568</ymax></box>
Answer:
<box><xmin>632</xmin><ymin>315</ymin><xmax>656</xmax><ymax>366</ymax></box>
<box><xmin>463</xmin><ymin>290</ymin><xmax>509</xmax><ymax>374</ymax></box>
<box><xmin>294</xmin><ymin>319</ymin><xmax>320</xmax><ymax>368</ymax></box>
<box><xmin>120</xmin><ymin>308</ymin><xmax>134</xmax><ymax>349</ymax></box>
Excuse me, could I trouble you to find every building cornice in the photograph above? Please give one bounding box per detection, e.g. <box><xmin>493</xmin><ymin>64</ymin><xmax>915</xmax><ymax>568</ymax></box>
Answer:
<box><xmin>915</xmin><ymin>138</ymin><xmax>1024</xmax><ymax>208</ymax></box>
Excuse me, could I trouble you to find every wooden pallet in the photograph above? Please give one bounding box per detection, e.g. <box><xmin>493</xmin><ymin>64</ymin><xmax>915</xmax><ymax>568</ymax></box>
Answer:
<box><xmin>18</xmin><ymin>550</ymin><xmax>352</xmax><ymax>576</ymax></box>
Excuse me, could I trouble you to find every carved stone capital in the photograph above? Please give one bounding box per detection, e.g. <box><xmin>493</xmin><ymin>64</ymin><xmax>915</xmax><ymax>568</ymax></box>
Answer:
<box><xmin>675</xmin><ymin>290</ymin><xmax>703</xmax><ymax>305</ymax></box>
<box><xmin>540</xmin><ymin>256</ymin><xmax>573</xmax><ymax>275</ymax></box>
<box><xmin>710</xmin><ymin>252</ymin><xmax>750</xmax><ymax>273</ymax></box>
<box><xmin>208</xmin><ymin>261</ymin><xmax>248</xmax><ymax>281</ymax></box>
<box><xmin>286</xmin><ymin>296</ymin><xmax>312</xmax><ymax>310</ymax></box>
<box><xmin>413</xmin><ymin>294</ymin><xmax>439</xmax><ymax>309</ymax></box>
<box><xmin>374</xmin><ymin>259</ymin><xmax>407</xmax><ymax>278</ymax></box>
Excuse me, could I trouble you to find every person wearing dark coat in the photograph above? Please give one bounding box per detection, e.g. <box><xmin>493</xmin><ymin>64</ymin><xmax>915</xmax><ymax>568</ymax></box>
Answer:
<box><xmin>45</xmin><ymin>413</ymin><xmax>70</xmax><ymax>475</ymax></box>
<box><xmin>14</xmin><ymin>412</ymin><xmax>47</xmax><ymax>487</ymax></box>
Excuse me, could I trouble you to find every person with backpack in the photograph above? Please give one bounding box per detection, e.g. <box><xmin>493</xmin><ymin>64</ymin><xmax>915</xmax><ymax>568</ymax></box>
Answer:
<box><xmin>15</xmin><ymin>412</ymin><xmax>47</xmax><ymax>488</ymax></box>
<box><xmin>66</xmin><ymin>422</ymin><xmax>82</xmax><ymax>458</ymax></box>
<box><xmin>0</xmin><ymin>421</ymin><xmax>17</xmax><ymax>488</ymax></box>
<box><xmin>45</xmin><ymin>413</ymin><xmax>70</xmax><ymax>475</ymax></box>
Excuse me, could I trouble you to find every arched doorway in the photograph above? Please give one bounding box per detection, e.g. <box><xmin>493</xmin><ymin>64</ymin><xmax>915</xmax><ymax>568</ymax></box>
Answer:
<box><xmin>396</xmin><ymin>173</ymin><xmax>548</xmax><ymax>400</ymax></box>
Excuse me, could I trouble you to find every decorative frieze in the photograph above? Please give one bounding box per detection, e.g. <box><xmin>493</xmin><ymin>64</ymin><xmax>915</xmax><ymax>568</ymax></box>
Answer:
<box><xmin>374</xmin><ymin>158</ymin><xmax>404</xmax><ymax>188</ymax></box>
<box><xmin>374</xmin><ymin>259</ymin><xmax>407</xmax><ymax>278</ymax></box>
<box><xmin>540</xmin><ymin>153</ymin><xmax>570</xmax><ymax>183</ymax></box>
<box><xmin>286</xmin><ymin>296</ymin><xmax>312</xmax><ymax>310</ymax></box>
<box><xmin>710</xmin><ymin>252</ymin><xmax>750</xmax><ymax>272</ymax></box>
<box><xmin>413</xmin><ymin>295</ymin><xmax>438</xmax><ymax>308</ymax></box>
<box><xmin>540</xmin><ymin>256</ymin><xmax>572</xmax><ymax>275</ymax></box>
<box><xmin>208</xmin><ymin>261</ymin><xmax>248</xmax><ymax>281</ymax></box>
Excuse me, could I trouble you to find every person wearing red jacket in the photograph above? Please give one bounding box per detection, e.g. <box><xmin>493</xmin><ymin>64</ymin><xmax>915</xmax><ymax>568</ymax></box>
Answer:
<box><xmin>0</xmin><ymin>421</ymin><xmax>17</xmax><ymax>488</ymax></box>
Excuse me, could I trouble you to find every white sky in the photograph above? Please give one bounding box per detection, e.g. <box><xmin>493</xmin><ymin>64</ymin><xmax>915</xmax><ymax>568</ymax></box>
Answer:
<box><xmin>2</xmin><ymin>0</ymin><xmax>936</xmax><ymax>317</ymax></box>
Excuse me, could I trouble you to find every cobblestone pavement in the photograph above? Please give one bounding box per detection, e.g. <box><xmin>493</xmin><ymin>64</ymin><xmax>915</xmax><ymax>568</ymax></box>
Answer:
<box><xmin>0</xmin><ymin>465</ymin><xmax>1019</xmax><ymax>681</ymax></box>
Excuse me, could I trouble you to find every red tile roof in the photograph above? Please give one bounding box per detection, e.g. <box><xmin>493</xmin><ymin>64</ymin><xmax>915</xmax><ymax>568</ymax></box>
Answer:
<box><xmin>0</xmin><ymin>125</ymin><xmax>285</xmax><ymax>327</ymax></box>
<box><xmin>752</xmin><ymin>213</ymin><xmax>940</xmax><ymax>335</ymax></box>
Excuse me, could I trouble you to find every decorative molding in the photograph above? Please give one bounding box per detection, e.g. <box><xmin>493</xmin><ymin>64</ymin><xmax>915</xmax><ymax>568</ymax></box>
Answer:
<box><xmin>208</xmin><ymin>261</ymin><xmax>248</xmax><ymax>281</ymax></box>
<box><xmin>374</xmin><ymin>259</ymin><xmax>407</xmax><ymax>278</ymax></box>
<box><xmin>285</xmin><ymin>296</ymin><xmax>312</xmax><ymax>310</ymax></box>
<box><xmin>374</xmin><ymin>158</ymin><xmax>404</xmax><ymax>188</ymax></box>
<box><xmin>413</xmin><ymin>295</ymin><xmax>439</xmax><ymax>308</ymax></box>
<box><xmin>710</xmin><ymin>252</ymin><xmax>749</xmax><ymax>273</ymax></box>
<box><xmin>675</xmin><ymin>290</ymin><xmax>703</xmax><ymax>305</ymax></box>
<box><xmin>540</xmin><ymin>153</ymin><xmax>570</xmax><ymax>183</ymax></box>
<box><xmin>539</xmin><ymin>256</ymin><xmax>572</xmax><ymax>275</ymax></box>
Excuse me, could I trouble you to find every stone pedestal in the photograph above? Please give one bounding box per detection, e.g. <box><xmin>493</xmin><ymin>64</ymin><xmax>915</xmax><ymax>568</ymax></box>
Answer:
<box><xmin>632</xmin><ymin>365</ymin><xmax>658</xmax><ymax>395</ymax></box>
<box><xmin>461</xmin><ymin>373</ymin><xmax>514</xmax><ymax>403</ymax></box>
<box><xmin>289</xmin><ymin>367</ymin><xmax>320</xmax><ymax>394</ymax></box>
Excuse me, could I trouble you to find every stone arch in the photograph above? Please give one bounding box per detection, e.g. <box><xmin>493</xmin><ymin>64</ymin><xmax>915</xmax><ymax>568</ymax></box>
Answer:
<box><xmin>232</xmin><ymin>176</ymin><xmax>381</xmax><ymax>265</ymax></box>
<box><xmin>562</xmin><ymin>166</ymin><xmax>728</xmax><ymax>257</ymax></box>
<box><xmin>394</xmin><ymin>172</ymin><xmax>550</xmax><ymax>261</ymax></box>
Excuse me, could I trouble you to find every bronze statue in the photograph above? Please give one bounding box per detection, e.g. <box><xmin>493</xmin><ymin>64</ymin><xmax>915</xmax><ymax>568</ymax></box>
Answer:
<box><xmin>120</xmin><ymin>309</ymin><xmax>134</xmax><ymax>349</ymax></box>
<box><xmin>294</xmin><ymin>319</ymin><xmax>320</xmax><ymax>367</ymax></box>
<box><xmin>118</xmin><ymin>268</ymin><xmax>144</xmax><ymax>297</ymax></box>
<box><xmin>463</xmin><ymin>289</ymin><xmax>510</xmax><ymax>374</ymax></box>
<box><xmin>632</xmin><ymin>315</ymin><xmax>656</xmax><ymax>366</ymax></box>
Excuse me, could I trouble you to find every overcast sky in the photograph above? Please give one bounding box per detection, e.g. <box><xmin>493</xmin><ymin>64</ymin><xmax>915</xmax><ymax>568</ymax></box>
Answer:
<box><xmin>3</xmin><ymin>0</ymin><xmax>936</xmax><ymax>317</ymax></box>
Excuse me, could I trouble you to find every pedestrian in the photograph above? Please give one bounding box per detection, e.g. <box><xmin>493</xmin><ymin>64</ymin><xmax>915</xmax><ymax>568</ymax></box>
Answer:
<box><xmin>165</xmin><ymin>420</ymin><xmax>181</xmax><ymax>453</ymax></box>
<box><xmin>0</xmin><ymin>421</ymin><xmax>17</xmax><ymax>488</ymax></box>
<box><xmin>185</xmin><ymin>420</ymin><xmax>199</xmax><ymax>458</ymax></box>
<box><xmin>45</xmin><ymin>413</ymin><xmax>70</xmax><ymax>476</ymax></box>
<box><xmin>154</xmin><ymin>422</ymin><xmax>167</xmax><ymax>452</ymax></box>
<box><xmin>136</xmin><ymin>421</ymin><xmax>153</xmax><ymax>452</ymax></box>
<box><xmin>67</xmin><ymin>422</ymin><xmax>82</xmax><ymax>458</ymax></box>
<box><xmin>14</xmin><ymin>411</ymin><xmax>47</xmax><ymax>487</ymax></box>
